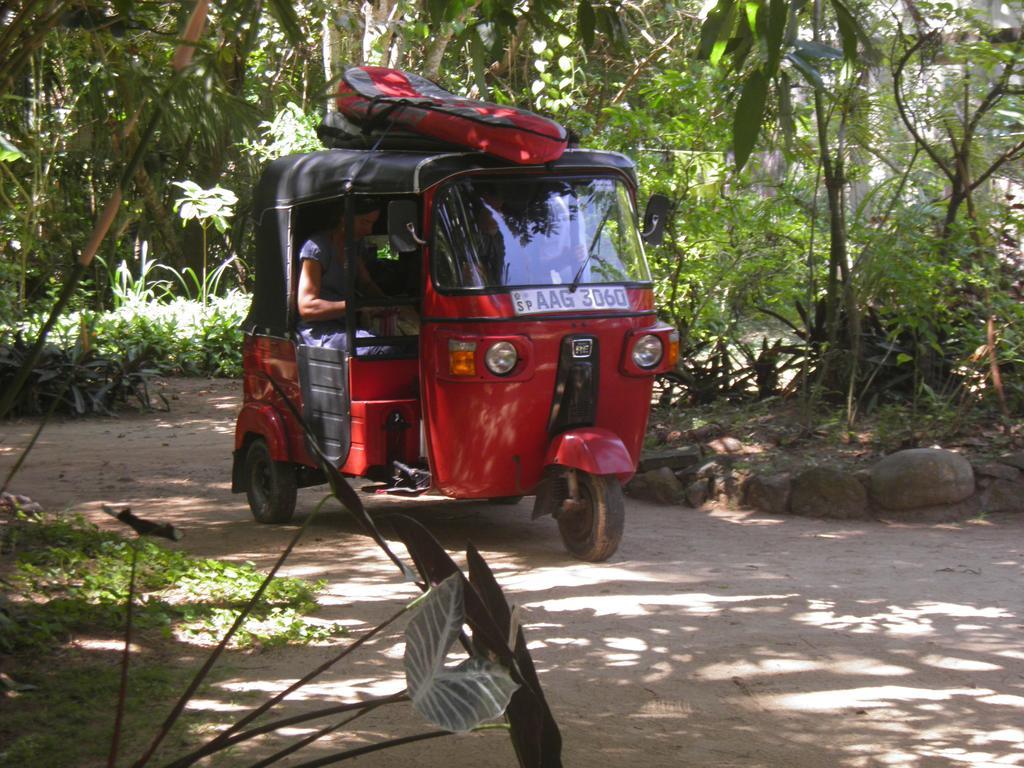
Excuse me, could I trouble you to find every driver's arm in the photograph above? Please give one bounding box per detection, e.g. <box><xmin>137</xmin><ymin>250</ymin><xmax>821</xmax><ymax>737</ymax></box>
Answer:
<box><xmin>297</xmin><ymin>259</ymin><xmax>346</xmax><ymax>321</ymax></box>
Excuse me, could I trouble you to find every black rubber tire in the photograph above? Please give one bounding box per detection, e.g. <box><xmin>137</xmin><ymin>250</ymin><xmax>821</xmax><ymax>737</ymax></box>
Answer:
<box><xmin>556</xmin><ymin>473</ymin><xmax>624</xmax><ymax>562</ymax></box>
<box><xmin>244</xmin><ymin>438</ymin><xmax>297</xmax><ymax>524</ymax></box>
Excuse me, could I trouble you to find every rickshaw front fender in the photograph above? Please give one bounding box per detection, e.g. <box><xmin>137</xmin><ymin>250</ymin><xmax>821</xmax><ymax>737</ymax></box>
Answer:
<box><xmin>232</xmin><ymin>403</ymin><xmax>290</xmax><ymax>492</ymax></box>
<box><xmin>544</xmin><ymin>427</ymin><xmax>637</xmax><ymax>484</ymax></box>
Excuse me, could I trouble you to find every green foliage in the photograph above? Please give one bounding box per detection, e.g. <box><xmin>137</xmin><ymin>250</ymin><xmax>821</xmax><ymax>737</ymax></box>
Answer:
<box><xmin>172</xmin><ymin>182</ymin><xmax>238</xmax><ymax>236</ymax></box>
<box><xmin>0</xmin><ymin>341</ymin><xmax>160</xmax><ymax>418</ymax></box>
<box><xmin>10</xmin><ymin>293</ymin><xmax>249</xmax><ymax>380</ymax></box>
<box><xmin>697</xmin><ymin>0</ymin><xmax>877</xmax><ymax>170</ymax></box>
<box><xmin>527</xmin><ymin>30</ymin><xmax>586</xmax><ymax>114</ymax></box>
<box><xmin>0</xmin><ymin>132</ymin><xmax>22</xmax><ymax>162</ymax></box>
<box><xmin>161</xmin><ymin>256</ymin><xmax>239</xmax><ymax>304</ymax></box>
<box><xmin>0</xmin><ymin>512</ymin><xmax>338</xmax><ymax>654</ymax></box>
<box><xmin>241</xmin><ymin>101</ymin><xmax>323</xmax><ymax>161</ymax></box>
<box><xmin>172</xmin><ymin>182</ymin><xmax>239</xmax><ymax>307</ymax></box>
<box><xmin>1</xmin><ymin>0</ymin><xmax>1021</xmax><ymax>420</ymax></box>
<box><xmin>97</xmin><ymin>245</ymin><xmax>172</xmax><ymax>311</ymax></box>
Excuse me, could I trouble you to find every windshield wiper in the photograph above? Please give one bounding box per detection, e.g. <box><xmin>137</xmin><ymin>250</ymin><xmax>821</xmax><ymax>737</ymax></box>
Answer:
<box><xmin>569</xmin><ymin>210</ymin><xmax>611</xmax><ymax>293</ymax></box>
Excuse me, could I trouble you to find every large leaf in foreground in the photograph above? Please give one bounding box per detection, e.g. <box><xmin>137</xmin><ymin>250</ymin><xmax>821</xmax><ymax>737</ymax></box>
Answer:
<box><xmin>468</xmin><ymin>544</ymin><xmax>563</xmax><ymax>767</ymax></box>
<box><xmin>389</xmin><ymin>514</ymin><xmax>511</xmax><ymax>660</ymax></box>
<box><xmin>405</xmin><ymin>574</ymin><xmax>519</xmax><ymax>732</ymax></box>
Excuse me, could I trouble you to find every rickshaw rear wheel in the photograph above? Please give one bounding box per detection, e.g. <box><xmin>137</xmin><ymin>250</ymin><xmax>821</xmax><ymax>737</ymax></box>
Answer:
<box><xmin>244</xmin><ymin>438</ymin><xmax>297</xmax><ymax>524</ymax></box>
<box><xmin>556</xmin><ymin>473</ymin><xmax>624</xmax><ymax>562</ymax></box>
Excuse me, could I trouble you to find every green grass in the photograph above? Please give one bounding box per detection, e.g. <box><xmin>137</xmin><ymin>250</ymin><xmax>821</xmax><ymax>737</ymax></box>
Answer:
<box><xmin>0</xmin><ymin>511</ymin><xmax>345</xmax><ymax>766</ymax></box>
<box><xmin>1</xmin><ymin>511</ymin><xmax>344</xmax><ymax>653</ymax></box>
<box><xmin>0</xmin><ymin>659</ymin><xmax>215</xmax><ymax>768</ymax></box>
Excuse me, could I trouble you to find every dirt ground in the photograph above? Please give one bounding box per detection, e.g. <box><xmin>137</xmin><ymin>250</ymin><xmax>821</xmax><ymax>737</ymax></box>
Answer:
<box><xmin>2</xmin><ymin>377</ymin><xmax>1023</xmax><ymax>767</ymax></box>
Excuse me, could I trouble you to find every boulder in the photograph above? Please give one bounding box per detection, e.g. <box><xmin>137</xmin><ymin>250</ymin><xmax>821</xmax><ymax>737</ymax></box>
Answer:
<box><xmin>714</xmin><ymin>469</ymin><xmax>749</xmax><ymax>506</ymax></box>
<box><xmin>874</xmin><ymin>496</ymin><xmax>982</xmax><ymax>524</ymax></box>
<box><xmin>973</xmin><ymin>462</ymin><xmax>1021</xmax><ymax>482</ymax></box>
<box><xmin>637</xmin><ymin>446</ymin><xmax>702</xmax><ymax>473</ymax></box>
<box><xmin>979</xmin><ymin>479</ymin><xmax>1024</xmax><ymax>514</ymax></box>
<box><xmin>706</xmin><ymin>436</ymin><xmax>744</xmax><ymax>454</ymax></box>
<box><xmin>870</xmin><ymin>448</ymin><xmax>975</xmax><ymax>511</ymax></box>
<box><xmin>695</xmin><ymin>458</ymin><xmax>731</xmax><ymax>479</ymax></box>
<box><xmin>743</xmin><ymin>473</ymin><xmax>792</xmax><ymax>515</ymax></box>
<box><xmin>997</xmin><ymin>452</ymin><xmax>1024</xmax><ymax>471</ymax></box>
<box><xmin>626</xmin><ymin>467</ymin><xmax>685</xmax><ymax>505</ymax></box>
<box><xmin>790</xmin><ymin>467</ymin><xmax>868</xmax><ymax>519</ymax></box>
<box><xmin>685</xmin><ymin>478</ymin><xmax>711</xmax><ymax>508</ymax></box>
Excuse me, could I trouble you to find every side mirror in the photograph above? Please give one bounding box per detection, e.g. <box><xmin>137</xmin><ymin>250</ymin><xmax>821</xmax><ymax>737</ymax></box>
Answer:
<box><xmin>388</xmin><ymin>199</ymin><xmax>425</xmax><ymax>253</ymax></box>
<box><xmin>641</xmin><ymin>194</ymin><xmax>671</xmax><ymax>246</ymax></box>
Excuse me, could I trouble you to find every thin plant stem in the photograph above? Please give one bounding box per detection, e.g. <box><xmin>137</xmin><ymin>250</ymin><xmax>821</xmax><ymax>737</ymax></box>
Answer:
<box><xmin>165</xmin><ymin>603</ymin><xmax>410</xmax><ymax>767</ymax></box>
<box><xmin>245</xmin><ymin>692</ymin><xmax>407</xmax><ymax>768</ymax></box>
<box><xmin>108</xmin><ymin>540</ymin><xmax>140</xmax><ymax>768</ymax></box>
<box><xmin>287</xmin><ymin>730</ymin><xmax>451</xmax><ymax>768</ymax></box>
<box><xmin>160</xmin><ymin>693</ymin><xmax>410</xmax><ymax>768</ymax></box>
<box><xmin>132</xmin><ymin>505</ymin><xmax>322</xmax><ymax>768</ymax></box>
<box><xmin>201</xmin><ymin>224</ymin><xmax>208</xmax><ymax>307</ymax></box>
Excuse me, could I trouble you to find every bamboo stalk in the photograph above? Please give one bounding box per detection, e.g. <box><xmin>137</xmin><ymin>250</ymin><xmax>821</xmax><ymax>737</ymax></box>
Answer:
<box><xmin>986</xmin><ymin>315</ymin><xmax>1010</xmax><ymax>423</ymax></box>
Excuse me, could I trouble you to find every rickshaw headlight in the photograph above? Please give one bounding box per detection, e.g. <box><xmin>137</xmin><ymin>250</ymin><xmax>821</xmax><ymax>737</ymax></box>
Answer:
<box><xmin>484</xmin><ymin>341</ymin><xmax>518</xmax><ymax>375</ymax></box>
<box><xmin>631</xmin><ymin>334</ymin><xmax>663</xmax><ymax>369</ymax></box>
<box><xmin>449</xmin><ymin>339</ymin><xmax>477</xmax><ymax>376</ymax></box>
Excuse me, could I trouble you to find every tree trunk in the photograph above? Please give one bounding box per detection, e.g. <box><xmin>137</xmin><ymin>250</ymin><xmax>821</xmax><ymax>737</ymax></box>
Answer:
<box><xmin>422</xmin><ymin>31</ymin><xmax>453</xmax><ymax>81</ymax></box>
<box><xmin>322</xmin><ymin>11</ymin><xmax>343</xmax><ymax>106</ymax></box>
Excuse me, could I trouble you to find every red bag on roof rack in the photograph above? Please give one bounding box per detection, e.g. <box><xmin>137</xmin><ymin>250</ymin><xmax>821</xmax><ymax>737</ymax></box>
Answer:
<box><xmin>336</xmin><ymin>66</ymin><xmax>568</xmax><ymax>164</ymax></box>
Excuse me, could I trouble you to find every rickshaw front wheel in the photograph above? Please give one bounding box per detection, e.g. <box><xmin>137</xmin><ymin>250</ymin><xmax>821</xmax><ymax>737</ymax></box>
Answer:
<box><xmin>556</xmin><ymin>473</ymin><xmax>624</xmax><ymax>562</ymax></box>
<box><xmin>244</xmin><ymin>438</ymin><xmax>297</xmax><ymax>524</ymax></box>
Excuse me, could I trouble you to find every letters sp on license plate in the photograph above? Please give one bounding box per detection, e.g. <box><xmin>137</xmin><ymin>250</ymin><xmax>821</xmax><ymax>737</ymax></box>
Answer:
<box><xmin>511</xmin><ymin>286</ymin><xmax>629</xmax><ymax>315</ymax></box>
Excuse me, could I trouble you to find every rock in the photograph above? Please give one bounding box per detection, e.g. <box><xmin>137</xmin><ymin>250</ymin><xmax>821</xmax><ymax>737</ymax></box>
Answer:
<box><xmin>685</xmin><ymin>478</ymin><xmax>711</xmax><ymax>508</ymax></box>
<box><xmin>714</xmin><ymin>469</ymin><xmax>749</xmax><ymax>505</ymax></box>
<box><xmin>744</xmin><ymin>473</ymin><xmax>792</xmax><ymax>515</ymax></box>
<box><xmin>687</xmin><ymin>423</ymin><xmax>722</xmax><ymax>442</ymax></box>
<box><xmin>706</xmin><ymin>436</ymin><xmax>744</xmax><ymax>454</ymax></box>
<box><xmin>997</xmin><ymin>451</ymin><xmax>1024</xmax><ymax>471</ymax></box>
<box><xmin>626</xmin><ymin>467</ymin><xmax>684</xmax><ymax>505</ymax></box>
<box><xmin>696</xmin><ymin>458</ymin><xmax>730</xmax><ymax>479</ymax></box>
<box><xmin>790</xmin><ymin>467</ymin><xmax>868</xmax><ymax>519</ymax></box>
<box><xmin>973</xmin><ymin>462</ymin><xmax>1021</xmax><ymax>482</ymax></box>
<box><xmin>0</xmin><ymin>492</ymin><xmax>42</xmax><ymax>515</ymax></box>
<box><xmin>875</xmin><ymin>496</ymin><xmax>982</xmax><ymax>524</ymax></box>
<box><xmin>637</xmin><ymin>446</ymin><xmax>702</xmax><ymax>473</ymax></box>
<box><xmin>853</xmin><ymin>468</ymin><xmax>872</xmax><ymax>494</ymax></box>
<box><xmin>870</xmin><ymin>448</ymin><xmax>975</xmax><ymax>511</ymax></box>
<box><xmin>650</xmin><ymin>426</ymin><xmax>670</xmax><ymax>445</ymax></box>
<box><xmin>979</xmin><ymin>479</ymin><xmax>1024</xmax><ymax>514</ymax></box>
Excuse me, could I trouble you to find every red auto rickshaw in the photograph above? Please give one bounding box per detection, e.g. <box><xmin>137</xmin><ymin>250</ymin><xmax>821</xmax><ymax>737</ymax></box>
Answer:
<box><xmin>232</xmin><ymin>144</ymin><xmax>677</xmax><ymax>561</ymax></box>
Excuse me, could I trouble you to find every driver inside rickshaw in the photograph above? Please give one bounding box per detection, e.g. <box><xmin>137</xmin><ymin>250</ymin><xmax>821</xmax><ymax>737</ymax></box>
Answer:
<box><xmin>296</xmin><ymin>198</ymin><xmax>399</xmax><ymax>353</ymax></box>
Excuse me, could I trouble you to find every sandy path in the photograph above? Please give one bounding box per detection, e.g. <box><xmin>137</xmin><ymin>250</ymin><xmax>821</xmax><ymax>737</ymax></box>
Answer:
<box><xmin>1</xmin><ymin>377</ymin><xmax>1022</xmax><ymax>767</ymax></box>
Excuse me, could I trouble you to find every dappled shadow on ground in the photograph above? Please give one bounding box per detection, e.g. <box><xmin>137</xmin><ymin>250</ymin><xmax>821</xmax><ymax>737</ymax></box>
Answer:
<box><xmin>2</xmin><ymin>379</ymin><xmax>1022</xmax><ymax>766</ymax></box>
<box><xmin>142</xmin><ymin>503</ymin><xmax>1023</xmax><ymax>768</ymax></box>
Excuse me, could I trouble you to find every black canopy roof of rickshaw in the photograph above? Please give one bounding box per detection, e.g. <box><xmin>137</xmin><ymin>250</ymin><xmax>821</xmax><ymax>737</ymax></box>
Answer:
<box><xmin>252</xmin><ymin>147</ymin><xmax>638</xmax><ymax>214</ymax></box>
<box><xmin>245</xmin><ymin>148</ymin><xmax>639</xmax><ymax>336</ymax></box>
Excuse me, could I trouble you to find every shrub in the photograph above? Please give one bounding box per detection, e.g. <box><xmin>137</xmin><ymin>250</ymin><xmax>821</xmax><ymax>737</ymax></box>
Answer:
<box><xmin>9</xmin><ymin>291</ymin><xmax>249</xmax><ymax>381</ymax></box>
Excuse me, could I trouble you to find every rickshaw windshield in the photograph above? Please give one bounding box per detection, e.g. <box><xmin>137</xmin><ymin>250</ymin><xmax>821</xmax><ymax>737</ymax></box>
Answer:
<box><xmin>433</xmin><ymin>176</ymin><xmax>650</xmax><ymax>290</ymax></box>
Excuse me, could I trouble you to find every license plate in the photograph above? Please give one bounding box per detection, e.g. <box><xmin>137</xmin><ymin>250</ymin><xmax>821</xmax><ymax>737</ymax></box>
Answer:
<box><xmin>510</xmin><ymin>286</ymin><xmax>630</xmax><ymax>315</ymax></box>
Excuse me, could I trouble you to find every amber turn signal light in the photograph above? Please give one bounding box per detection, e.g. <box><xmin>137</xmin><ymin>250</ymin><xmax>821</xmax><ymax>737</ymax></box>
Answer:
<box><xmin>449</xmin><ymin>339</ymin><xmax>477</xmax><ymax>376</ymax></box>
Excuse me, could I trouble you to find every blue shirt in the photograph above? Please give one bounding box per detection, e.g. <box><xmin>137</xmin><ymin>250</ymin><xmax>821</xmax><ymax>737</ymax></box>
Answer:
<box><xmin>298</xmin><ymin>230</ymin><xmax>348</xmax><ymax>302</ymax></box>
